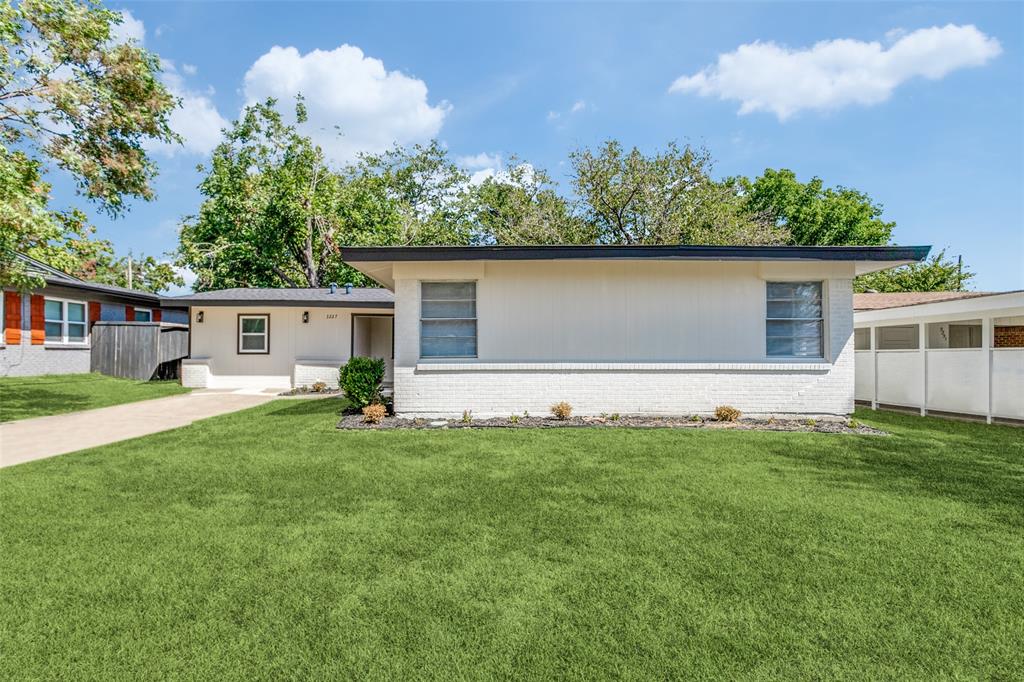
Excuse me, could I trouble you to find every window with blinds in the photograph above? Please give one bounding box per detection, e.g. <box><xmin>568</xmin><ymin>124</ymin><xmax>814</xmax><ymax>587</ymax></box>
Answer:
<box><xmin>420</xmin><ymin>282</ymin><xmax>477</xmax><ymax>358</ymax></box>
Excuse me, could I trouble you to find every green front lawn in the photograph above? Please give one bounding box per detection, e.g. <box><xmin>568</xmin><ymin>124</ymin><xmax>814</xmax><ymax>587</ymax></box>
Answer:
<box><xmin>0</xmin><ymin>373</ymin><xmax>190</xmax><ymax>422</ymax></box>
<box><xmin>1</xmin><ymin>403</ymin><xmax>1021</xmax><ymax>679</ymax></box>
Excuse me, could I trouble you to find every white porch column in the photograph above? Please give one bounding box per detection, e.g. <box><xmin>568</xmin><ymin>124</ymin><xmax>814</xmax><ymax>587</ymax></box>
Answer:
<box><xmin>982</xmin><ymin>316</ymin><xmax>993</xmax><ymax>424</ymax></box>
<box><xmin>870</xmin><ymin>325</ymin><xmax>878</xmax><ymax>410</ymax></box>
<box><xmin>919</xmin><ymin>322</ymin><xmax>927</xmax><ymax>416</ymax></box>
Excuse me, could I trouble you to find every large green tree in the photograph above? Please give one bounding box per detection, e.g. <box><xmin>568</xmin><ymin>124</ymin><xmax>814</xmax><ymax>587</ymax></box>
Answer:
<box><xmin>0</xmin><ymin>0</ymin><xmax>178</xmax><ymax>287</ymax></box>
<box><xmin>738</xmin><ymin>169</ymin><xmax>895</xmax><ymax>246</ymax></box>
<box><xmin>569</xmin><ymin>140</ymin><xmax>786</xmax><ymax>246</ymax></box>
<box><xmin>178</xmin><ymin>100</ymin><xmax>477</xmax><ymax>290</ymax></box>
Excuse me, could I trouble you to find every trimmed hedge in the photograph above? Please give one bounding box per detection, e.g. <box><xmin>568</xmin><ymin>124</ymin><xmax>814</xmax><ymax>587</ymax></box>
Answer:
<box><xmin>339</xmin><ymin>357</ymin><xmax>386</xmax><ymax>409</ymax></box>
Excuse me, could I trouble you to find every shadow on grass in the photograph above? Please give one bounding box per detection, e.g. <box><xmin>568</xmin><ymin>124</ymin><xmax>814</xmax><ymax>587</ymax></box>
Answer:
<box><xmin>0</xmin><ymin>387</ymin><xmax>98</xmax><ymax>422</ymax></box>
<box><xmin>766</xmin><ymin>410</ymin><xmax>1024</xmax><ymax>523</ymax></box>
<box><xmin>264</xmin><ymin>397</ymin><xmax>349</xmax><ymax>418</ymax></box>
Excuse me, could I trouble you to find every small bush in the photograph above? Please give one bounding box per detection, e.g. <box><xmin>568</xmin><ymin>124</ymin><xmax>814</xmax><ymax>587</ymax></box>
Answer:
<box><xmin>339</xmin><ymin>357</ymin><xmax>386</xmax><ymax>409</ymax></box>
<box><xmin>805</xmin><ymin>418</ymin><xmax>817</xmax><ymax>427</ymax></box>
<box><xmin>610</xmin><ymin>413</ymin><xmax>620</xmax><ymax>421</ymax></box>
<box><xmin>311</xmin><ymin>380</ymin><xmax>328</xmax><ymax>393</ymax></box>
<box><xmin>714</xmin><ymin>405</ymin><xmax>741</xmax><ymax>422</ymax></box>
<box><xmin>508</xmin><ymin>414</ymin><xmax>520</xmax><ymax>424</ymax></box>
<box><xmin>362</xmin><ymin>403</ymin><xmax>387</xmax><ymax>424</ymax></box>
<box><xmin>689</xmin><ymin>414</ymin><xmax>702</xmax><ymax>422</ymax></box>
<box><xmin>551</xmin><ymin>402</ymin><xmax>573</xmax><ymax>420</ymax></box>
<box><xmin>461</xmin><ymin>410</ymin><xmax>473</xmax><ymax>423</ymax></box>
<box><xmin>847</xmin><ymin>418</ymin><xmax>860</xmax><ymax>429</ymax></box>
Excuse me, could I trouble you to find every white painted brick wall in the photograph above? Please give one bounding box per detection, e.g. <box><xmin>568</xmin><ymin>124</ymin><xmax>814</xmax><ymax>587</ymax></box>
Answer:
<box><xmin>393</xmin><ymin>278</ymin><xmax>856</xmax><ymax>418</ymax></box>
<box><xmin>180</xmin><ymin>360</ymin><xmax>210</xmax><ymax>388</ymax></box>
<box><xmin>293</xmin><ymin>362</ymin><xmax>341</xmax><ymax>389</ymax></box>
<box><xmin>0</xmin><ymin>342</ymin><xmax>90</xmax><ymax>377</ymax></box>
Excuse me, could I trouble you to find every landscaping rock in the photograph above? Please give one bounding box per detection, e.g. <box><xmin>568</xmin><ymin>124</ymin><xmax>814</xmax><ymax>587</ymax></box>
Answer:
<box><xmin>336</xmin><ymin>413</ymin><xmax>887</xmax><ymax>435</ymax></box>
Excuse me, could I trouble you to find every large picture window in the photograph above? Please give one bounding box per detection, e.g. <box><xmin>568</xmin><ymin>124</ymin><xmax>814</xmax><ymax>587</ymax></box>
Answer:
<box><xmin>766</xmin><ymin>282</ymin><xmax>823</xmax><ymax>358</ymax></box>
<box><xmin>238</xmin><ymin>314</ymin><xmax>269</xmax><ymax>354</ymax></box>
<box><xmin>420</xmin><ymin>282</ymin><xmax>477</xmax><ymax>358</ymax></box>
<box><xmin>45</xmin><ymin>298</ymin><xmax>87</xmax><ymax>344</ymax></box>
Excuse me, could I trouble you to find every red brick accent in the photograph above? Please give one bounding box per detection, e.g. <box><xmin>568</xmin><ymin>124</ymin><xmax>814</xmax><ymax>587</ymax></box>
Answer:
<box><xmin>125</xmin><ymin>305</ymin><xmax>135</xmax><ymax>322</ymax></box>
<box><xmin>994</xmin><ymin>326</ymin><xmax>1024</xmax><ymax>348</ymax></box>
<box><xmin>89</xmin><ymin>301</ymin><xmax>101</xmax><ymax>328</ymax></box>
<box><xmin>153</xmin><ymin>309</ymin><xmax>162</xmax><ymax>323</ymax></box>
<box><xmin>4</xmin><ymin>291</ymin><xmax>21</xmax><ymax>345</ymax></box>
<box><xmin>29</xmin><ymin>294</ymin><xmax>45</xmax><ymax>345</ymax></box>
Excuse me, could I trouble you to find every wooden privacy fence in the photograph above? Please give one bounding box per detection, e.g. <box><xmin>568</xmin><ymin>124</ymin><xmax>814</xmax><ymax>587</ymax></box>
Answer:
<box><xmin>91</xmin><ymin>321</ymin><xmax>189</xmax><ymax>381</ymax></box>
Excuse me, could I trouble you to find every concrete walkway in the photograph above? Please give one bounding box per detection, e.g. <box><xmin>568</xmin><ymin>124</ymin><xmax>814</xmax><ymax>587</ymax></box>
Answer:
<box><xmin>0</xmin><ymin>390</ymin><xmax>277</xmax><ymax>468</ymax></box>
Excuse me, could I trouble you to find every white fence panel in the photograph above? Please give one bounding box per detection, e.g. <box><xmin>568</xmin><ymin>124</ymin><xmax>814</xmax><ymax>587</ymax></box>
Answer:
<box><xmin>876</xmin><ymin>351</ymin><xmax>923</xmax><ymax>407</ymax></box>
<box><xmin>854</xmin><ymin>351</ymin><xmax>874</xmax><ymax>401</ymax></box>
<box><xmin>992</xmin><ymin>350</ymin><xmax>1024</xmax><ymax>420</ymax></box>
<box><xmin>926</xmin><ymin>350</ymin><xmax>987</xmax><ymax>415</ymax></box>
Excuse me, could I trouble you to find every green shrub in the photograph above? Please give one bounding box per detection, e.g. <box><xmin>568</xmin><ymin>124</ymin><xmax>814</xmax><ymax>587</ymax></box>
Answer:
<box><xmin>462</xmin><ymin>410</ymin><xmax>473</xmax><ymax>423</ymax></box>
<box><xmin>339</xmin><ymin>357</ymin><xmax>386</xmax><ymax>409</ymax></box>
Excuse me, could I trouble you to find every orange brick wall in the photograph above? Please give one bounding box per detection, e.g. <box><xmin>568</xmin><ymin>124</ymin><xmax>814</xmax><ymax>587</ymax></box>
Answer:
<box><xmin>994</xmin><ymin>326</ymin><xmax>1024</xmax><ymax>348</ymax></box>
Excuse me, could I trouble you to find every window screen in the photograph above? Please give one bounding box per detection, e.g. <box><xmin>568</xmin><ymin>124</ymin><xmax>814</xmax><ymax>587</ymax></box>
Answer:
<box><xmin>420</xmin><ymin>282</ymin><xmax>476</xmax><ymax>358</ymax></box>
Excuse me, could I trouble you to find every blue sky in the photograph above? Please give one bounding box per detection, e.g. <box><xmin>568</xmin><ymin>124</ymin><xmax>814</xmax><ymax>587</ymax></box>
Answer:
<box><xmin>53</xmin><ymin>2</ymin><xmax>1023</xmax><ymax>292</ymax></box>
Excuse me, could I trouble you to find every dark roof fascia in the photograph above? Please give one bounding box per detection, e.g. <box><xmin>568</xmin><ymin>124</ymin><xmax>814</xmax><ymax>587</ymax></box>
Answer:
<box><xmin>341</xmin><ymin>245</ymin><xmax>932</xmax><ymax>263</ymax></box>
<box><xmin>159</xmin><ymin>298</ymin><xmax>394</xmax><ymax>309</ymax></box>
<box><xmin>17</xmin><ymin>252</ymin><xmax>84</xmax><ymax>282</ymax></box>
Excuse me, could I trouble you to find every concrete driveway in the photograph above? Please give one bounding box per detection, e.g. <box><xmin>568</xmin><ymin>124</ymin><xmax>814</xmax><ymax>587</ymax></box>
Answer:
<box><xmin>0</xmin><ymin>390</ymin><xmax>276</xmax><ymax>468</ymax></box>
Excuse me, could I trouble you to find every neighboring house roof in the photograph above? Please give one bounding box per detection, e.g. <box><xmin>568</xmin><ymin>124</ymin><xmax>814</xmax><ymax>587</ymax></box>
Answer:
<box><xmin>854</xmin><ymin>291</ymin><xmax>1002</xmax><ymax>311</ymax></box>
<box><xmin>161</xmin><ymin>287</ymin><xmax>395</xmax><ymax>308</ymax></box>
<box><xmin>13</xmin><ymin>253</ymin><xmax>174</xmax><ymax>307</ymax></box>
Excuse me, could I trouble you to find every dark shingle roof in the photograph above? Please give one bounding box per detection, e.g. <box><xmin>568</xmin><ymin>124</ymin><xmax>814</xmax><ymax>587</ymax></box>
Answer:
<box><xmin>15</xmin><ymin>253</ymin><xmax>166</xmax><ymax>305</ymax></box>
<box><xmin>161</xmin><ymin>287</ymin><xmax>394</xmax><ymax>308</ymax></box>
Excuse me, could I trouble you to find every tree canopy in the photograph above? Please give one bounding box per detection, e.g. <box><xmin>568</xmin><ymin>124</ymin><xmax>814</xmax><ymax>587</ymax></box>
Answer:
<box><xmin>0</xmin><ymin>0</ymin><xmax>179</xmax><ymax>288</ymax></box>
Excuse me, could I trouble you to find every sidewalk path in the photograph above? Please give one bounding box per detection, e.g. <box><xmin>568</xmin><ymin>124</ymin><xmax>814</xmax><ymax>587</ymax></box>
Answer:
<box><xmin>1</xmin><ymin>390</ymin><xmax>276</xmax><ymax>468</ymax></box>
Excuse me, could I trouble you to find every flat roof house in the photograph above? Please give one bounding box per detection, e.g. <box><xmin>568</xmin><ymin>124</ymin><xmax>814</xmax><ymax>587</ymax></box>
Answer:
<box><xmin>331</xmin><ymin>244</ymin><xmax>926</xmax><ymax>417</ymax></box>
<box><xmin>1</xmin><ymin>255</ymin><xmax>187</xmax><ymax>378</ymax></box>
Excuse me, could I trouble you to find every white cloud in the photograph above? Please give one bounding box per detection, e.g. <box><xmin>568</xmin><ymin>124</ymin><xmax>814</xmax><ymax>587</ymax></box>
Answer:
<box><xmin>547</xmin><ymin>99</ymin><xmax>587</xmax><ymax>122</ymax></box>
<box><xmin>164</xmin><ymin>266</ymin><xmax>197</xmax><ymax>296</ymax></box>
<box><xmin>146</xmin><ymin>61</ymin><xmax>228</xmax><ymax>157</ymax></box>
<box><xmin>242</xmin><ymin>44</ymin><xmax>449</xmax><ymax>163</ymax></box>
<box><xmin>111</xmin><ymin>10</ymin><xmax>145</xmax><ymax>45</ymax></box>
<box><xmin>457</xmin><ymin>152</ymin><xmax>501</xmax><ymax>169</ymax></box>
<box><xmin>181</xmin><ymin>63</ymin><xmax>198</xmax><ymax>76</ymax></box>
<box><xmin>670</xmin><ymin>24</ymin><xmax>1002</xmax><ymax>120</ymax></box>
<box><xmin>570</xmin><ymin>99</ymin><xmax>586</xmax><ymax>113</ymax></box>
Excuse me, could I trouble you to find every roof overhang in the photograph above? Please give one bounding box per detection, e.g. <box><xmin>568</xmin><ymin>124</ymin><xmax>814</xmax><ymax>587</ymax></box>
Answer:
<box><xmin>342</xmin><ymin>245</ymin><xmax>931</xmax><ymax>289</ymax></box>
<box><xmin>854</xmin><ymin>290</ymin><xmax>1024</xmax><ymax>324</ymax></box>
<box><xmin>158</xmin><ymin>297</ymin><xmax>393</xmax><ymax>309</ymax></box>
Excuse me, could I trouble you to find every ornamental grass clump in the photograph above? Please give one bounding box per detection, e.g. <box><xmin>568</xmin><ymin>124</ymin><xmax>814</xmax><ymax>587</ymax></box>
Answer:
<box><xmin>339</xmin><ymin>357</ymin><xmax>386</xmax><ymax>409</ymax></box>
<box><xmin>714</xmin><ymin>405</ymin><xmax>741</xmax><ymax>422</ymax></box>
<box><xmin>362</xmin><ymin>403</ymin><xmax>387</xmax><ymax>424</ymax></box>
<box><xmin>551</xmin><ymin>402</ymin><xmax>573</xmax><ymax>420</ymax></box>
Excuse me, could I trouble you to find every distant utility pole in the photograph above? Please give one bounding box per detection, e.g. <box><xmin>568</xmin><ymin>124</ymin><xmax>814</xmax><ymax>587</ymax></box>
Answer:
<box><xmin>957</xmin><ymin>255</ymin><xmax>963</xmax><ymax>291</ymax></box>
<box><xmin>127</xmin><ymin>250</ymin><xmax>133</xmax><ymax>290</ymax></box>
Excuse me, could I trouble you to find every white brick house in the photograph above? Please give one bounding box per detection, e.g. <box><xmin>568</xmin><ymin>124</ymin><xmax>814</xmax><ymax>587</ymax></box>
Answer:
<box><xmin>167</xmin><ymin>244</ymin><xmax>926</xmax><ymax>416</ymax></box>
<box><xmin>342</xmin><ymin>245</ymin><xmax>930</xmax><ymax>417</ymax></box>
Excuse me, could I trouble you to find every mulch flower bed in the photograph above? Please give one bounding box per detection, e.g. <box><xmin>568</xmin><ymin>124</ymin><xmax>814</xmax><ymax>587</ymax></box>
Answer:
<box><xmin>279</xmin><ymin>386</ymin><xmax>342</xmax><ymax>396</ymax></box>
<box><xmin>337</xmin><ymin>413</ymin><xmax>886</xmax><ymax>435</ymax></box>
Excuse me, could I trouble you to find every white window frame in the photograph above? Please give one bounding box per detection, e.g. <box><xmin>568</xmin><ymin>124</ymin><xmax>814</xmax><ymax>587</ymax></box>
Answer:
<box><xmin>419</xmin><ymin>281</ymin><xmax>478</xmax><ymax>359</ymax></box>
<box><xmin>765</xmin><ymin>281</ymin><xmax>825</xmax><ymax>359</ymax></box>
<box><xmin>44</xmin><ymin>296</ymin><xmax>89</xmax><ymax>345</ymax></box>
<box><xmin>237</xmin><ymin>314</ymin><xmax>269</xmax><ymax>354</ymax></box>
<box><xmin>134</xmin><ymin>307</ymin><xmax>152</xmax><ymax>322</ymax></box>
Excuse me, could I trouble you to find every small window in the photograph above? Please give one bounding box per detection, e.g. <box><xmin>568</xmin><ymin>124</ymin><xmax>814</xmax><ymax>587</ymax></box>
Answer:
<box><xmin>238</xmin><ymin>314</ymin><xmax>269</xmax><ymax>354</ymax></box>
<box><xmin>854</xmin><ymin>328</ymin><xmax>871</xmax><ymax>350</ymax></box>
<box><xmin>44</xmin><ymin>298</ymin><xmax>87</xmax><ymax>344</ymax></box>
<box><xmin>877</xmin><ymin>325</ymin><xmax>919</xmax><ymax>350</ymax></box>
<box><xmin>420</xmin><ymin>282</ymin><xmax>477</xmax><ymax>358</ymax></box>
<box><xmin>766</xmin><ymin>282</ymin><xmax>823</xmax><ymax>358</ymax></box>
<box><xmin>135</xmin><ymin>308</ymin><xmax>152</xmax><ymax>322</ymax></box>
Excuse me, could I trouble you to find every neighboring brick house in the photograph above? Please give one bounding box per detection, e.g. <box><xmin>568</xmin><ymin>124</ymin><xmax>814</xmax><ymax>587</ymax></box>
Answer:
<box><xmin>168</xmin><ymin>244</ymin><xmax>930</xmax><ymax>417</ymax></box>
<box><xmin>1</xmin><ymin>254</ymin><xmax>187</xmax><ymax>378</ymax></box>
